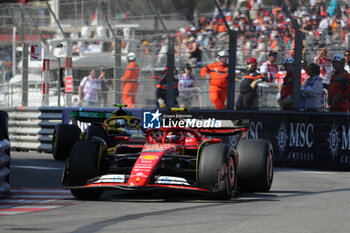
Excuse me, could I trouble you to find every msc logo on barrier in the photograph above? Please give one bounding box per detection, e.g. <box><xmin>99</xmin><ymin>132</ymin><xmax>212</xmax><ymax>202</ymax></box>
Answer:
<box><xmin>143</xmin><ymin>110</ymin><xmax>161</xmax><ymax>129</ymax></box>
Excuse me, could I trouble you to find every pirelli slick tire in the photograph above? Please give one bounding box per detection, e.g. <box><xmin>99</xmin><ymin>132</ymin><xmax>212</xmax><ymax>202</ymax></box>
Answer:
<box><xmin>199</xmin><ymin>143</ymin><xmax>237</xmax><ymax>200</ymax></box>
<box><xmin>237</xmin><ymin>139</ymin><xmax>274</xmax><ymax>192</ymax></box>
<box><xmin>52</xmin><ymin>124</ymin><xmax>81</xmax><ymax>161</ymax></box>
<box><xmin>85</xmin><ymin>124</ymin><xmax>107</xmax><ymax>141</ymax></box>
<box><xmin>66</xmin><ymin>140</ymin><xmax>103</xmax><ymax>200</ymax></box>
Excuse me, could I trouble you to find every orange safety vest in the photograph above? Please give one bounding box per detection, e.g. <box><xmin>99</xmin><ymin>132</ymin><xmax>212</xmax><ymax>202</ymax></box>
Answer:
<box><xmin>201</xmin><ymin>62</ymin><xmax>228</xmax><ymax>88</ymax></box>
<box><xmin>121</xmin><ymin>61</ymin><xmax>140</xmax><ymax>83</ymax></box>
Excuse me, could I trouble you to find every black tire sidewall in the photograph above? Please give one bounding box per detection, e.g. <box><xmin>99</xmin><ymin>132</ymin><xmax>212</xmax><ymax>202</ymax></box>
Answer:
<box><xmin>53</xmin><ymin>124</ymin><xmax>81</xmax><ymax>160</ymax></box>
<box><xmin>237</xmin><ymin>139</ymin><xmax>274</xmax><ymax>192</ymax></box>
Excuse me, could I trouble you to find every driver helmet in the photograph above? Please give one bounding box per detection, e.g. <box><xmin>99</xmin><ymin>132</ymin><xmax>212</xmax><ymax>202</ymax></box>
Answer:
<box><xmin>115</xmin><ymin>119</ymin><xmax>126</xmax><ymax>127</ymax></box>
<box><xmin>166</xmin><ymin>131</ymin><xmax>183</xmax><ymax>143</ymax></box>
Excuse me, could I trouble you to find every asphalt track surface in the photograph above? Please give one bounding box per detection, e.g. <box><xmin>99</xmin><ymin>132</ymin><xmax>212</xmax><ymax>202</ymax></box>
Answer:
<box><xmin>1</xmin><ymin>151</ymin><xmax>350</xmax><ymax>233</ymax></box>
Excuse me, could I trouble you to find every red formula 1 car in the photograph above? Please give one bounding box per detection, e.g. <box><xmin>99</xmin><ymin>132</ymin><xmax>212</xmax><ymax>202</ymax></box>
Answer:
<box><xmin>62</xmin><ymin>126</ymin><xmax>274</xmax><ymax>200</ymax></box>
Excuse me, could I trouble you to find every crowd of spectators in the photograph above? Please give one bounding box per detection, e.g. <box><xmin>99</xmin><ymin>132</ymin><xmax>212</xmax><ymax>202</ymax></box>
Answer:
<box><xmin>166</xmin><ymin>0</ymin><xmax>350</xmax><ymax>68</ymax></box>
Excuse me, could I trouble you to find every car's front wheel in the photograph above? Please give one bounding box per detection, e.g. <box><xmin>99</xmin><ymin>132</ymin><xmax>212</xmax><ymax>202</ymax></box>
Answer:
<box><xmin>65</xmin><ymin>140</ymin><xmax>104</xmax><ymax>200</ymax></box>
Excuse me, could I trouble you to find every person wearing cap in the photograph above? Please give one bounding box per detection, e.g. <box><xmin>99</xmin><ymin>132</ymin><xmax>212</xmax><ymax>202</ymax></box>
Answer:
<box><xmin>344</xmin><ymin>50</ymin><xmax>350</xmax><ymax>73</ymax></box>
<box><xmin>327</xmin><ymin>54</ymin><xmax>350</xmax><ymax>112</ymax></box>
<box><xmin>236</xmin><ymin>57</ymin><xmax>264</xmax><ymax>110</ymax></box>
<box><xmin>300</xmin><ymin>63</ymin><xmax>324</xmax><ymax>111</ymax></box>
<box><xmin>200</xmin><ymin>50</ymin><xmax>229</xmax><ymax>109</ymax></box>
<box><xmin>314</xmin><ymin>45</ymin><xmax>332</xmax><ymax>87</ymax></box>
<box><xmin>156</xmin><ymin>67</ymin><xmax>179</xmax><ymax>108</ymax></box>
<box><xmin>121</xmin><ymin>52</ymin><xmax>140</xmax><ymax>108</ymax></box>
<box><xmin>260</xmin><ymin>51</ymin><xmax>279</xmax><ymax>83</ymax></box>
<box><xmin>277</xmin><ymin>57</ymin><xmax>295</xmax><ymax>110</ymax></box>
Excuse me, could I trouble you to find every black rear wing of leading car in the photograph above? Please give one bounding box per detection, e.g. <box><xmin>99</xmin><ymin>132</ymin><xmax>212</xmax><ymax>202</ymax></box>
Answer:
<box><xmin>198</xmin><ymin>119</ymin><xmax>249</xmax><ymax>136</ymax></box>
<box><xmin>198</xmin><ymin>127</ymin><xmax>248</xmax><ymax>136</ymax></box>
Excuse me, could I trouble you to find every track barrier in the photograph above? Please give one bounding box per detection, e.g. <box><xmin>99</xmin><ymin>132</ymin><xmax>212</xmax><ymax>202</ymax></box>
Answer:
<box><xmin>4</xmin><ymin>107</ymin><xmax>350</xmax><ymax>170</ymax></box>
<box><xmin>0</xmin><ymin>111</ymin><xmax>10</xmax><ymax>198</ymax></box>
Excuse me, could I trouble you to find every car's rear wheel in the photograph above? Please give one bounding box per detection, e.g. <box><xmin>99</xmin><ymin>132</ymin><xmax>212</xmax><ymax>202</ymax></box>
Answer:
<box><xmin>198</xmin><ymin>143</ymin><xmax>236</xmax><ymax>199</ymax></box>
<box><xmin>237</xmin><ymin>139</ymin><xmax>274</xmax><ymax>192</ymax></box>
<box><xmin>65</xmin><ymin>140</ymin><xmax>103</xmax><ymax>200</ymax></box>
<box><xmin>85</xmin><ymin>124</ymin><xmax>107</xmax><ymax>141</ymax></box>
<box><xmin>52</xmin><ymin>124</ymin><xmax>81</xmax><ymax>160</ymax></box>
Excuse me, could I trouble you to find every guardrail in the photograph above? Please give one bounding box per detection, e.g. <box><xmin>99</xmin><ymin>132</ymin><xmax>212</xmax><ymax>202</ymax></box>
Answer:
<box><xmin>5</xmin><ymin>107</ymin><xmax>63</xmax><ymax>152</ymax></box>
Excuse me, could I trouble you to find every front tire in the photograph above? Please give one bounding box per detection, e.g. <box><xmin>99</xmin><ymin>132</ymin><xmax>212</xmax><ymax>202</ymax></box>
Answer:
<box><xmin>65</xmin><ymin>140</ymin><xmax>104</xmax><ymax>200</ymax></box>
<box><xmin>52</xmin><ymin>124</ymin><xmax>81</xmax><ymax>160</ymax></box>
<box><xmin>237</xmin><ymin>139</ymin><xmax>274</xmax><ymax>192</ymax></box>
<box><xmin>198</xmin><ymin>143</ymin><xmax>237</xmax><ymax>199</ymax></box>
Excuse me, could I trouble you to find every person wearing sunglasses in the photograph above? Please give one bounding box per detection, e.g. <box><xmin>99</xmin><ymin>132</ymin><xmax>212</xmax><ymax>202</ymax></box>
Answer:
<box><xmin>344</xmin><ymin>50</ymin><xmax>350</xmax><ymax>73</ymax></box>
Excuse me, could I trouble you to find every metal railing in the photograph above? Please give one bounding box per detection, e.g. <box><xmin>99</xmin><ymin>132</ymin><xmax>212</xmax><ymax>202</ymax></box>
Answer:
<box><xmin>5</xmin><ymin>107</ymin><xmax>62</xmax><ymax>152</ymax></box>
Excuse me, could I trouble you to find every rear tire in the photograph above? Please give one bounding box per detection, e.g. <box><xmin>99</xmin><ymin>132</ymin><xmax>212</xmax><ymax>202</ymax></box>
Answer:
<box><xmin>52</xmin><ymin>124</ymin><xmax>80</xmax><ymax>160</ymax></box>
<box><xmin>65</xmin><ymin>140</ymin><xmax>103</xmax><ymax>200</ymax></box>
<box><xmin>85</xmin><ymin>124</ymin><xmax>107</xmax><ymax>141</ymax></box>
<box><xmin>237</xmin><ymin>139</ymin><xmax>274</xmax><ymax>192</ymax></box>
<box><xmin>198</xmin><ymin>144</ymin><xmax>237</xmax><ymax>199</ymax></box>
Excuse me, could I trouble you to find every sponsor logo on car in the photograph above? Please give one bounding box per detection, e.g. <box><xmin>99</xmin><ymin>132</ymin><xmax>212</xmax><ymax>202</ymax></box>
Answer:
<box><xmin>142</xmin><ymin>155</ymin><xmax>158</xmax><ymax>160</ymax></box>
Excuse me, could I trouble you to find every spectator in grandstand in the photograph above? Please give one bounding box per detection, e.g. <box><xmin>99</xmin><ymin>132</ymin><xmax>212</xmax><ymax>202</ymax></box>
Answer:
<box><xmin>260</xmin><ymin>51</ymin><xmax>279</xmax><ymax>83</ymax></box>
<box><xmin>314</xmin><ymin>45</ymin><xmax>332</xmax><ymax>87</ymax></box>
<box><xmin>156</xmin><ymin>38</ymin><xmax>168</xmax><ymax>66</ymax></box>
<box><xmin>78</xmin><ymin>69</ymin><xmax>101</xmax><ymax>108</ymax></box>
<box><xmin>98</xmin><ymin>65</ymin><xmax>108</xmax><ymax>107</ymax></box>
<box><xmin>301</xmin><ymin>59</ymin><xmax>310</xmax><ymax>85</ymax></box>
<box><xmin>277</xmin><ymin>58</ymin><xmax>295</xmax><ymax>110</ymax></box>
<box><xmin>177</xmin><ymin>64</ymin><xmax>195</xmax><ymax>108</ymax></box>
<box><xmin>121</xmin><ymin>52</ymin><xmax>140</xmax><ymax>108</ymax></box>
<box><xmin>327</xmin><ymin>54</ymin><xmax>350</xmax><ymax>112</ymax></box>
<box><xmin>187</xmin><ymin>37</ymin><xmax>202</xmax><ymax>67</ymax></box>
<box><xmin>300</xmin><ymin>63</ymin><xmax>324</xmax><ymax>111</ymax></box>
<box><xmin>236</xmin><ymin>57</ymin><xmax>264</xmax><ymax>110</ymax></box>
<box><xmin>200</xmin><ymin>50</ymin><xmax>229</xmax><ymax>109</ymax></box>
<box><xmin>344</xmin><ymin>49</ymin><xmax>350</xmax><ymax>73</ymax></box>
<box><xmin>156</xmin><ymin>67</ymin><xmax>179</xmax><ymax>108</ymax></box>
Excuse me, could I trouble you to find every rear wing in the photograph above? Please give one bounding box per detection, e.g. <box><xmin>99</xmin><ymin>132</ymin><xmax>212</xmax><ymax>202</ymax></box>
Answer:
<box><xmin>198</xmin><ymin>127</ymin><xmax>248</xmax><ymax>136</ymax></box>
<box><xmin>198</xmin><ymin>119</ymin><xmax>249</xmax><ymax>136</ymax></box>
<box><xmin>70</xmin><ymin>110</ymin><xmax>111</xmax><ymax>123</ymax></box>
